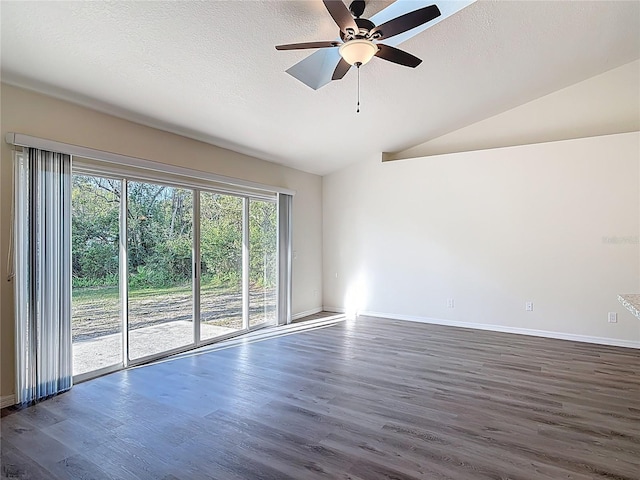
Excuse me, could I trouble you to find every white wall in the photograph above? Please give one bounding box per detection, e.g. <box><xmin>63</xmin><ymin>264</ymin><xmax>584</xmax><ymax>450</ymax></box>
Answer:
<box><xmin>323</xmin><ymin>132</ymin><xmax>640</xmax><ymax>346</ymax></box>
<box><xmin>0</xmin><ymin>84</ymin><xmax>323</xmax><ymax>399</ymax></box>
<box><xmin>385</xmin><ymin>60</ymin><xmax>640</xmax><ymax>160</ymax></box>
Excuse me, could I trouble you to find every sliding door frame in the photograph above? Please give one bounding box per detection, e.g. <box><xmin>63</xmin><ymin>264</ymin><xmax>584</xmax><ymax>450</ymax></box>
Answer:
<box><xmin>120</xmin><ymin>178</ymin><xmax>129</xmax><ymax>368</ymax></box>
<box><xmin>247</xmin><ymin>197</ymin><xmax>279</xmax><ymax>331</ymax></box>
<box><xmin>242</xmin><ymin>197</ymin><xmax>250</xmax><ymax>331</ymax></box>
<box><xmin>193</xmin><ymin>188</ymin><xmax>202</xmax><ymax>347</ymax></box>
<box><xmin>70</xmin><ymin>172</ymin><xmax>126</xmax><ymax>383</ymax></box>
<box><xmin>71</xmin><ymin>167</ymin><xmax>280</xmax><ymax>381</ymax></box>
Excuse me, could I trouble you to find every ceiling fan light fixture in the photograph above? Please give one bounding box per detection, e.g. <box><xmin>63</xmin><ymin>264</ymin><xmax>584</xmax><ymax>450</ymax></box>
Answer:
<box><xmin>338</xmin><ymin>39</ymin><xmax>378</xmax><ymax>66</ymax></box>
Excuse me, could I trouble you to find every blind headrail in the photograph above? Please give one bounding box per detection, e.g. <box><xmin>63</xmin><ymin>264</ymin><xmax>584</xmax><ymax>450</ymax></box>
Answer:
<box><xmin>5</xmin><ymin>132</ymin><xmax>296</xmax><ymax>196</ymax></box>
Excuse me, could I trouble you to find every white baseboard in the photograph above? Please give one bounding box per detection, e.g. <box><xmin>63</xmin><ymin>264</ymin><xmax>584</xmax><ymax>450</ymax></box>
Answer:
<box><xmin>1</xmin><ymin>394</ymin><xmax>16</xmax><ymax>408</ymax></box>
<box><xmin>359</xmin><ymin>311</ymin><xmax>640</xmax><ymax>349</ymax></box>
<box><xmin>291</xmin><ymin>307</ymin><xmax>323</xmax><ymax>321</ymax></box>
<box><xmin>323</xmin><ymin>306</ymin><xmax>346</xmax><ymax>314</ymax></box>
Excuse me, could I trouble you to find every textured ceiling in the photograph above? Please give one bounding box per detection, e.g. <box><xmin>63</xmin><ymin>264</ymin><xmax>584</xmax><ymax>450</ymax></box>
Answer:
<box><xmin>1</xmin><ymin>1</ymin><xmax>639</xmax><ymax>175</ymax></box>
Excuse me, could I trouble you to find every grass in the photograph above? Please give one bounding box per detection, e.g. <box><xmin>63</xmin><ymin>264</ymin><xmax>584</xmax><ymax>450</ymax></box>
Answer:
<box><xmin>72</xmin><ymin>281</ymin><xmax>241</xmax><ymax>302</ymax></box>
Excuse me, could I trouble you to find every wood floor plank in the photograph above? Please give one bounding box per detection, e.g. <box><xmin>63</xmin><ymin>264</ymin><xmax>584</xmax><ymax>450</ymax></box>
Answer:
<box><xmin>2</xmin><ymin>316</ymin><xmax>639</xmax><ymax>479</ymax></box>
<box><xmin>0</xmin><ymin>439</ymin><xmax>54</xmax><ymax>480</ymax></box>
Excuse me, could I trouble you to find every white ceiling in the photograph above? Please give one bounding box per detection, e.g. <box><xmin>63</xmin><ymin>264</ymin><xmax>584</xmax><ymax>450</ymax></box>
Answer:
<box><xmin>1</xmin><ymin>1</ymin><xmax>639</xmax><ymax>176</ymax></box>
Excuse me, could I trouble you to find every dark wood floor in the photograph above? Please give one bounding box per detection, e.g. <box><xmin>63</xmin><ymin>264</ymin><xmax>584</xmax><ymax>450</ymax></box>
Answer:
<box><xmin>1</xmin><ymin>316</ymin><xmax>639</xmax><ymax>479</ymax></box>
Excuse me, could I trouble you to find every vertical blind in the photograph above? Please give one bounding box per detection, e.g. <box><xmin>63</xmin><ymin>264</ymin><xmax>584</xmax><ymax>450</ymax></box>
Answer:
<box><xmin>278</xmin><ymin>193</ymin><xmax>293</xmax><ymax>325</ymax></box>
<box><xmin>14</xmin><ymin>148</ymin><xmax>73</xmax><ymax>404</ymax></box>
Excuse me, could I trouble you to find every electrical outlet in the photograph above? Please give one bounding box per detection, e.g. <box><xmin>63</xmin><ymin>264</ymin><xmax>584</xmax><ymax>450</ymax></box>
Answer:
<box><xmin>608</xmin><ymin>312</ymin><xmax>617</xmax><ymax>323</ymax></box>
<box><xmin>447</xmin><ymin>298</ymin><xmax>454</xmax><ymax>308</ymax></box>
<box><xmin>525</xmin><ymin>302</ymin><xmax>534</xmax><ymax>312</ymax></box>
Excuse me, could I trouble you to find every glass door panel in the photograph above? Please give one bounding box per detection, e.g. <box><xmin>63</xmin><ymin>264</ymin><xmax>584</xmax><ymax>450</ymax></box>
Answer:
<box><xmin>200</xmin><ymin>192</ymin><xmax>244</xmax><ymax>341</ymax></box>
<box><xmin>249</xmin><ymin>199</ymin><xmax>277</xmax><ymax>327</ymax></box>
<box><xmin>71</xmin><ymin>174</ymin><xmax>122</xmax><ymax>376</ymax></box>
<box><xmin>127</xmin><ymin>181</ymin><xmax>194</xmax><ymax>360</ymax></box>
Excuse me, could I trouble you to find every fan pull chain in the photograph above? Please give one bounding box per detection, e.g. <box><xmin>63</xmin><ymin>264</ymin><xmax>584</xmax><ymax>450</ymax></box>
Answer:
<box><xmin>356</xmin><ymin>63</ymin><xmax>361</xmax><ymax>114</ymax></box>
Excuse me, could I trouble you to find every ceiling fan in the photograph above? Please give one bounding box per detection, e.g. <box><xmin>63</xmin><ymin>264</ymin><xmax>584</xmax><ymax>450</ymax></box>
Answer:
<box><xmin>275</xmin><ymin>0</ymin><xmax>441</xmax><ymax>85</ymax></box>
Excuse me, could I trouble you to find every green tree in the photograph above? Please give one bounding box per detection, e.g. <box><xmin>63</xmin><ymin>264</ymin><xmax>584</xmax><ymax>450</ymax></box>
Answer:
<box><xmin>127</xmin><ymin>182</ymin><xmax>193</xmax><ymax>289</ymax></box>
<box><xmin>71</xmin><ymin>175</ymin><xmax>120</xmax><ymax>287</ymax></box>
<box><xmin>72</xmin><ymin>176</ymin><xmax>277</xmax><ymax>292</ymax></box>
<box><xmin>249</xmin><ymin>199</ymin><xmax>277</xmax><ymax>287</ymax></box>
<box><xmin>200</xmin><ymin>193</ymin><xmax>242</xmax><ymax>287</ymax></box>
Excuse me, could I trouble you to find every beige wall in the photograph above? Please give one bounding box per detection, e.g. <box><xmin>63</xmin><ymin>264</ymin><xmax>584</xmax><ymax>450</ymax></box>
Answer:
<box><xmin>323</xmin><ymin>132</ymin><xmax>640</xmax><ymax>345</ymax></box>
<box><xmin>0</xmin><ymin>83</ymin><xmax>323</xmax><ymax>399</ymax></box>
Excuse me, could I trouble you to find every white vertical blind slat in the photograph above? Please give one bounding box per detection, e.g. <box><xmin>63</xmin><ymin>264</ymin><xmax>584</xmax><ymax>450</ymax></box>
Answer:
<box><xmin>277</xmin><ymin>193</ymin><xmax>293</xmax><ymax>325</ymax></box>
<box><xmin>14</xmin><ymin>148</ymin><xmax>72</xmax><ymax>404</ymax></box>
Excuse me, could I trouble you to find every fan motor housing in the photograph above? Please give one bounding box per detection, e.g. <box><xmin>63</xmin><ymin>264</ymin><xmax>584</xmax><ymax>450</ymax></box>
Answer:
<box><xmin>341</xmin><ymin>17</ymin><xmax>376</xmax><ymax>41</ymax></box>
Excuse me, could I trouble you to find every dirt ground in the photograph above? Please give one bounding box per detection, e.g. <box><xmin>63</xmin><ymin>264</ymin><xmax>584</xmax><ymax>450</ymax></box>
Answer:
<box><xmin>72</xmin><ymin>287</ymin><xmax>276</xmax><ymax>342</ymax></box>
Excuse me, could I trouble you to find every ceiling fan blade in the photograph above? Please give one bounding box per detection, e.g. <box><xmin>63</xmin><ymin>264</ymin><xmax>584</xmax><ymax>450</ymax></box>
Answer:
<box><xmin>323</xmin><ymin>0</ymin><xmax>359</xmax><ymax>34</ymax></box>
<box><xmin>276</xmin><ymin>41</ymin><xmax>341</xmax><ymax>51</ymax></box>
<box><xmin>286</xmin><ymin>48</ymin><xmax>342</xmax><ymax>90</ymax></box>
<box><xmin>332</xmin><ymin>58</ymin><xmax>351</xmax><ymax>80</ymax></box>
<box><xmin>370</xmin><ymin>4</ymin><xmax>441</xmax><ymax>40</ymax></box>
<box><xmin>375</xmin><ymin>44</ymin><xmax>422</xmax><ymax>68</ymax></box>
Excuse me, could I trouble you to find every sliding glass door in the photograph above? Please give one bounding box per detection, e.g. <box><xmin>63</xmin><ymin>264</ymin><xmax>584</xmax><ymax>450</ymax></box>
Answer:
<box><xmin>71</xmin><ymin>175</ymin><xmax>122</xmax><ymax>376</ymax></box>
<box><xmin>127</xmin><ymin>181</ymin><xmax>194</xmax><ymax>361</ymax></box>
<box><xmin>199</xmin><ymin>192</ymin><xmax>244</xmax><ymax>341</ymax></box>
<box><xmin>71</xmin><ymin>169</ymin><xmax>283</xmax><ymax>380</ymax></box>
<box><xmin>249</xmin><ymin>199</ymin><xmax>277</xmax><ymax>328</ymax></box>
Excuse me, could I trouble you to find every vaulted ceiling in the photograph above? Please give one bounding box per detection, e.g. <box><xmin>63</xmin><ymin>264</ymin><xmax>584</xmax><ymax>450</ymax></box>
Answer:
<box><xmin>1</xmin><ymin>1</ymin><xmax>639</xmax><ymax>175</ymax></box>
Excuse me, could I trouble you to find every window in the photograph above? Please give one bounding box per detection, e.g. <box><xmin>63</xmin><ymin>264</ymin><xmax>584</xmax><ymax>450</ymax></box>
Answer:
<box><xmin>249</xmin><ymin>199</ymin><xmax>277</xmax><ymax>327</ymax></box>
<box><xmin>200</xmin><ymin>192</ymin><xmax>244</xmax><ymax>340</ymax></box>
<box><xmin>127</xmin><ymin>181</ymin><xmax>194</xmax><ymax>361</ymax></box>
<box><xmin>71</xmin><ymin>174</ymin><xmax>122</xmax><ymax>376</ymax></box>
<box><xmin>71</xmin><ymin>162</ymin><xmax>287</xmax><ymax>380</ymax></box>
